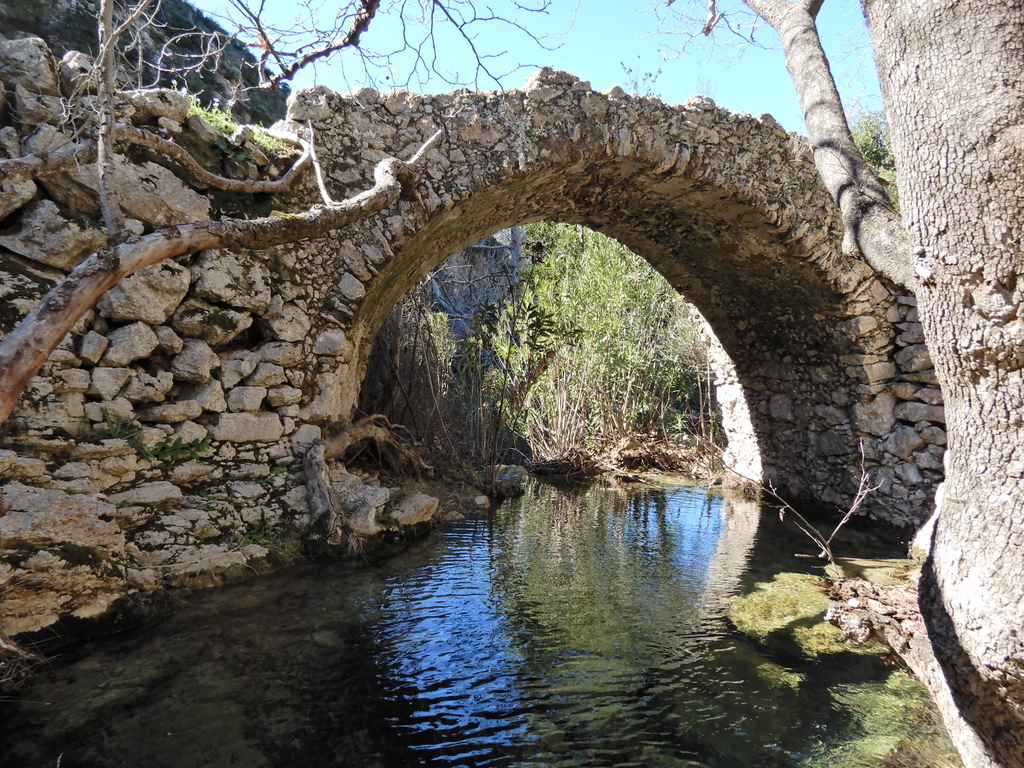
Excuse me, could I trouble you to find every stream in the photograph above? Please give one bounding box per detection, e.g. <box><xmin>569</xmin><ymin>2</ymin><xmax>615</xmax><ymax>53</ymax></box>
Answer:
<box><xmin>0</xmin><ymin>480</ymin><xmax>957</xmax><ymax>768</ymax></box>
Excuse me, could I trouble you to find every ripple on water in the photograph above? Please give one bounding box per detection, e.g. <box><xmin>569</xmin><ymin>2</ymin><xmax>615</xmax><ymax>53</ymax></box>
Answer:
<box><xmin>0</xmin><ymin>481</ymin><xmax>957</xmax><ymax>768</ymax></box>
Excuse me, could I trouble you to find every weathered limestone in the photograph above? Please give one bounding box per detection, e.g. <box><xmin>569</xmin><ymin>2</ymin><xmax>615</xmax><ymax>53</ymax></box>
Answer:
<box><xmin>0</xmin><ymin>200</ymin><xmax>106</xmax><ymax>269</ymax></box>
<box><xmin>97</xmin><ymin>262</ymin><xmax>191</xmax><ymax>324</ymax></box>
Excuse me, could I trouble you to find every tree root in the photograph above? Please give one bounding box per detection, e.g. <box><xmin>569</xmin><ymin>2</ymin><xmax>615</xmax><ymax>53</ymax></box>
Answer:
<box><xmin>302</xmin><ymin>415</ymin><xmax>432</xmax><ymax>551</ymax></box>
<box><xmin>0</xmin><ymin>631</ymin><xmax>41</xmax><ymax>695</ymax></box>
<box><xmin>322</xmin><ymin>415</ymin><xmax>432</xmax><ymax>478</ymax></box>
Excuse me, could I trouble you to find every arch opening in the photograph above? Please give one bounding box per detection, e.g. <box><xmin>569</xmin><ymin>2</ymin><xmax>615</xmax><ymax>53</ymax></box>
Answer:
<box><xmin>357</xmin><ymin>223</ymin><xmax>734</xmax><ymax>479</ymax></box>
<box><xmin>292</xmin><ymin>76</ymin><xmax>940</xmax><ymax>524</ymax></box>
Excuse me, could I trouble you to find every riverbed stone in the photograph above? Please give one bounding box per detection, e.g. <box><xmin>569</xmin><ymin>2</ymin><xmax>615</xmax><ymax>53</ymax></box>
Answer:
<box><xmin>391</xmin><ymin>493</ymin><xmax>439</xmax><ymax>526</ymax></box>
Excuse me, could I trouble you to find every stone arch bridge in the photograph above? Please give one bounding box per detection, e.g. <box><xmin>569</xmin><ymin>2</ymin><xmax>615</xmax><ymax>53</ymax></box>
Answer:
<box><xmin>272</xmin><ymin>68</ymin><xmax>941</xmax><ymax>525</ymax></box>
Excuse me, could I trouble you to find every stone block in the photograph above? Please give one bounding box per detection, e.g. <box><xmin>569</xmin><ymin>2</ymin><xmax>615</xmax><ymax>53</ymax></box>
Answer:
<box><xmin>171</xmin><ymin>299</ymin><xmax>253</xmax><ymax>346</ymax></box>
<box><xmin>172</xmin><ymin>339</ymin><xmax>220</xmax><ymax>383</ymax></box>
<box><xmin>169</xmin><ymin>461</ymin><xmax>218</xmax><ymax>487</ymax></box>
<box><xmin>267</xmin><ymin>386</ymin><xmax>302</xmax><ymax>407</ymax></box>
<box><xmin>0</xmin><ymin>482</ymin><xmax>125</xmax><ymax>557</ymax></box>
<box><xmin>190</xmin><ymin>251</ymin><xmax>272</xmax><ymax>313</ymax></box>
<box><xmin>852</xmin><ymin>392</ymin><xmax>896</xmax><ymax>436</ymax></box>
<box><xmin>219</xmin><ymin>350</ymin><xmax>260</xmax><ymax>388</ymax></box>
<box><xmin>883</xmin><ymin>426</ymin><xmax>926</xmax><ymax>460</ymax></box>
<box><xmin>894</xmin><ymin>402</ymin><xmax>945</xmax><ymax>424</ymax></box>
<box><xmin>121</xmin><ymin>371</ymin><xmax>175</xmax><ymax>403</ymax></box>
<box><xmin>137</xmin><ymin>399</ymin><xmax>203</xmax><ymax>423</ymax></box>
<box><xmin>260</xmin><ymin>295</ymin><xmax>311</xmax><ymax>342</ymax></box>
<box><xmin>108</xmin><ymin>481</ymin><xmax>183</xmax><ymax>508</ymax></box>
<box><xmin>246</xmin><ymin>362</ymin><xmax>287</xmax><ymax>387</ymax></box>
<box><xmin>0</xmin><ymin>38</ymin><xmax>60</xmax><ymax>96</ymax></box>
<box><xmin>209</xmin><ymin>413</ymin><xmax>285</xmax><ymax>443</ymax></box>
<box><xmin>173</xmin><ymin>420</ymin><xmax>209</xmax><ymax>444</ymax></box>
<box><xmin>70</xmin><ymin>439</ymin><xmax>134</xmax><ymax>460</ymax></box>
<box><xmin>78</xmin><ymin>330</ymin><xmax>109</xmax><ymax>365</ymax></box>
<box><xmin>100</xmin><ymin>322</ymin><xmax>160</xmax><ymax>367</ymax></box>
<box><xmin>0</xmin><ymin>200</ymin><xmax>106</xmax><ymax>270</ymax></box>
<box><xmin>0</xmin><ymin>180</ymin><xmax>37</xmax><ymax>221</ymax></box>
<box><xmin>894</xmin><ymin>344</ymin><xmax>932</xmax><ymax>373</ymax></box>
<box><xmin>338</xmin><ymin>272</ymin><xmax>366</xmax><ymax>300</ymax></box>
<box><xmin>97</xmin><ymin>262</ymin><xmax>191</xmax><ymax>324</ymax></box>
<box><xmin>120</xmin><ymin>88</ymin><xmax>191</xmax><ymax>124</ymax></box>
<box><xmin>191</xmin><ymin>379</ymin><xmax>228</xmax><ymax>413</ymax></box>
<box><xmin>155</xmin><ymin>326</ymin><xmax>185</xmax><ymax>355</ymax></box>
<box><xmin>313</xmin><ymin>328</ymin><xmax>348</xmax><ymax>356</ymax></box>
<box><xmin>227</xmin><ymin>386</ymin><xmax>267</xmax><ymax>412</ymax></box>
<box><xmin>88</xmin><ymin>366</ymin><xmax>132</xmax><ymax>400</ymax></box>
<box><xmin>291</xmin><ymin>424</ymin><xmax>322</xmax><ymax>454</ymax></box>
<box><xmin>258</xmin><ymin>341</ymin><xmax>304</xmax><ymax>367</ymax></box>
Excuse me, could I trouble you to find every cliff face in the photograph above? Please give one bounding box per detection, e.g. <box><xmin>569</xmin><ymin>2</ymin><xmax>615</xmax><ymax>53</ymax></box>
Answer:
<box><xmin>0</xmin><ymin>0</ymin><xmax>289</xmax><ymax>125</ymax></box>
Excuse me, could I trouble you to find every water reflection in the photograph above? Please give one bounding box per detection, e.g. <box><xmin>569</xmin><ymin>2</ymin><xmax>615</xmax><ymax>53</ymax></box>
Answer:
<box><xmin>0</xmin><ymin>481</ymin><xmax>952</xmax><ymax>768</ymax></box>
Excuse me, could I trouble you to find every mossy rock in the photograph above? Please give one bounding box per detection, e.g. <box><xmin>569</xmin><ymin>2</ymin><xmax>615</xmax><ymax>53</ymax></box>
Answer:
<box><xmin>801</xmin><ymin>672</ymin><xmax>962</xmax><ymax>768</ymax></box>
<box><xmin>728</xmin><ymin>572</ymin><xmax>886</xmax><ymax>657</ymax></box>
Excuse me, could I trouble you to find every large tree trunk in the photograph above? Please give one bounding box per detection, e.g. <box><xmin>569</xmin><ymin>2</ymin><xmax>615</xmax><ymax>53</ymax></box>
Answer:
<box><xmin>862</xmin><ymin>2</ymin><xmax>1024</xmax><ymax>767</ymax></box>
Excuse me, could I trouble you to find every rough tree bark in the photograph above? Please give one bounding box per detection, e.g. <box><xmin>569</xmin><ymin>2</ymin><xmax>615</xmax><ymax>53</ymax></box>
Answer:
<box><xmin>741</xmin><ymin>1</ymin><xmax>1024</xmax><ymax>766</ymax></box>
<box><xmin>862</xmin><ymin>2</ymin><xmax>1024</xmax><ymax>766</ymax></box>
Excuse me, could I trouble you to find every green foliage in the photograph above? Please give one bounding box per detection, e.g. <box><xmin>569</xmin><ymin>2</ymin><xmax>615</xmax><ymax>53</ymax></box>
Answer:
<box><xmin>148</xmin><ymin>435</ymin><xmax>213</xmax><ymax>464</ymax></box>
<box><xmin>516</xmin><ymin>223</ymin><xmax>709</xmax><ymax>457</ymax></box>
<box><xmin>852</xmin><ymin>110</ymin><xmax>899</xmax><ymax>209</ymax></box>
<box><xmin>187</xmin><ymin>99</ymin><xmax>291</xmax><ymax>157</ymax></box>
<box><xmin>88</xmin><ymin>410</ymin><xmax>141</xmax><ymax>441</ymax></box>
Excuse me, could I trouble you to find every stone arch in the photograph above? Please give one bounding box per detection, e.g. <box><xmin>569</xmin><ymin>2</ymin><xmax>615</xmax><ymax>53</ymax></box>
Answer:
<box><xmin>277</xmin><ymin>69</ymin><xmax>937</xmax><ymax>524</ymax></box>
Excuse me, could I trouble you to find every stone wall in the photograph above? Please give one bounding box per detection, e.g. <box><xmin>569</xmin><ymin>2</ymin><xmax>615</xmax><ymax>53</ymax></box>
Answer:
<box><xmin>0</xmin><ymin>38</ymin><xmax>436</xmax><ymax>638</ymax></box>
<box><xmin>0</xmin><ymin>43</ymin><xmax>946</xmax><ymax>637</ymax></box>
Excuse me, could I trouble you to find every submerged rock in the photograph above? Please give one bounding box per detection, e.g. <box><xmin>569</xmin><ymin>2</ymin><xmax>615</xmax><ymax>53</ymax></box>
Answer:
<box><xmin>727</xmin><ymin>572</ymin><xmax>886</xmax><ymax>658</ymax></box>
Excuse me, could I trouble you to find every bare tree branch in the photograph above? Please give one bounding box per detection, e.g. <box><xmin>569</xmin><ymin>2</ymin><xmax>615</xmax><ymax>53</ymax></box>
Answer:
<box><xmin>742</xmin><ymin>0</ymin><xmax>915</xmax><ymax>288</ymax></box>
<box><xmin>0</xmin><ymin>129</ymin><xmax>444</xmax><ymax>427</ymax></box>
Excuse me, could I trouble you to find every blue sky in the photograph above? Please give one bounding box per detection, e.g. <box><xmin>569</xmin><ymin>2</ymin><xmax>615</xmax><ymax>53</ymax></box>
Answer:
<box><xmin>189</xmin><ymin>0</ymin><xmax>882</xmax><ymax>134</ymax></box>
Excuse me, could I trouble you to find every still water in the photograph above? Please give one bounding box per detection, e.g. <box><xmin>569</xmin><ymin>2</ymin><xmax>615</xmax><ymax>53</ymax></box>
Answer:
<box><xmin>1</xmin><ymin>481</ymin><xmax>954</xmax><ymax>768</ymax></box>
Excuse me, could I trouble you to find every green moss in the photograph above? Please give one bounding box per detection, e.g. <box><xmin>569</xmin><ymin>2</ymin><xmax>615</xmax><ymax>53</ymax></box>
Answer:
<box><xmin>728</xmin><ymin>572</ymin><xmax>886</xmax><ymax>657</ymax></box>
<box><xmin>800</xmin><ymin>672</ymin><xmax>961</xmax><ymax>768</ymax></box>
<box><xmin>754</xmin><ymin>661</ymin><xmax>804</xmax><ymax>690</ymax></box>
